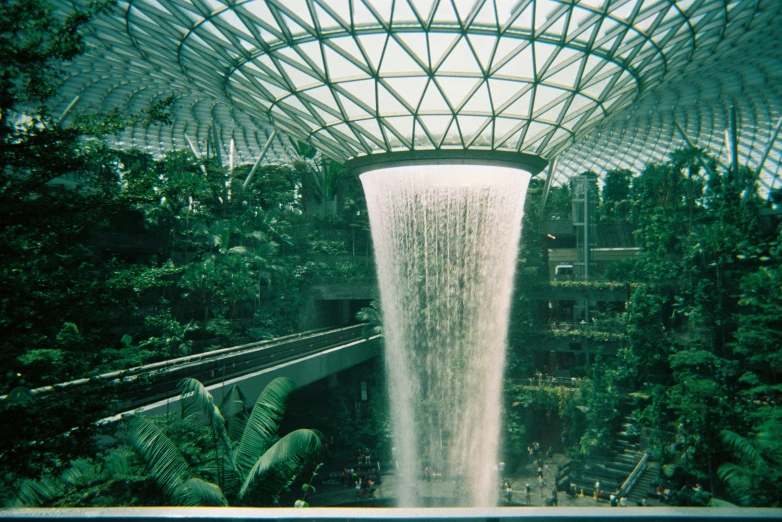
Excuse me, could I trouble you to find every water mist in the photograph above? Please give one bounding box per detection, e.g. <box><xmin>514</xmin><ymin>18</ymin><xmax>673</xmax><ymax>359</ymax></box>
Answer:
<box><xmin>361</xmin><ymin>165</ymin><xmax>530</xmax><ymax>507</ymax></box>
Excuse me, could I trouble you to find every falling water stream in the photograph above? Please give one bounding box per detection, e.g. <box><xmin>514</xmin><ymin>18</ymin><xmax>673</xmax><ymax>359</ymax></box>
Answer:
<box><xmin>361</xmin><ymin>165</ymin><xmax>530</xmax><ymax>507</ymax></box>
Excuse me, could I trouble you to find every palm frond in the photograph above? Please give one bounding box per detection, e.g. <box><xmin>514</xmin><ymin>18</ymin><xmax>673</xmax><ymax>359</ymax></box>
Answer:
<box><xmin>234</xmin><ymin>377</ymin><xmax>297</xmax><ymax>474</ymax></box>
<box><xmin>105</xmin><ymin>452</ymin><xmax>131</xmax><ymax>477</ymax></box>
<box><xmin>717</xmin><ymin>463</ymin><xmax>753</xmax><ymax>505</ymax></box>
<box><xmin>59</xmin><ymin>459</ymin><xmax>91</xmax><ymax>485</ymax></box>
<box><xmin>179</xmin><ymin>378</ymin><xmax>232</xmax><ymax>455</ymax></box>
<box><xmin>193</xmin><ymin>449</ymin><xmax>240</xmax><ymax>494</ymax></box>
<box><xmin>126</xmin><ymin>416</ymin><xmax>193</xmax><ymax>504</ymax></box>
<box><xmin>183</xmin><ymin>478</ymin><xmax>229</xmax><ymax>506</ymax></box>
<box><xmin>717</xmin><ymin>462</ymin><xmax>748</xmax><ymax>484</ymax></box>
<box><xmin>4</xmin><ymin>477</ymin><xmax>63</xmax><ymax>507</ymax></box>
<box><xmin>216</xmin><ymin>463</ymin><xmax>243</xmax><ymax>500</ymax></box>
<box><xmin>220</xmin><ymin>385</ymin><xmax>249</xmax><ymax>444</ymax></box>
<box><xmin>720</xmin><ymin>430</ymin><xmax>764</xmax><ymax>467</ymax></box>
<box><xmin>237</xmin><ymin>429</ymin><xmax>322</xmax><ymax>505</ymax></box>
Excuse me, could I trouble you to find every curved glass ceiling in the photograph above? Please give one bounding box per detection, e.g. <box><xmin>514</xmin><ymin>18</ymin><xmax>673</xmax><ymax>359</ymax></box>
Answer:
<box><xmin>52</xmin><ymin>0</ymin><xmax>782</xmax><ymax>189</ymax></box>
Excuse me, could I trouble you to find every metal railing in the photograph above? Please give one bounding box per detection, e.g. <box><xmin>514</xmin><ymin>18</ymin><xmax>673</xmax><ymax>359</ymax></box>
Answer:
<box><xmin>618</xmin><ymin>453</ymin><xmax>649</xmax><ymax>498</ymax></box>
<box><xmin>547</xmin><ymin>321</ymin><xmax>626</xmax><ymax>333</ymax></box>
<box><xmin>519</xmin><ymin>375</ymin><xmax>584</xmax><ymax>388</ymax></box>
<box><xmin>1</xmin><ymin>507</ymin><xmax>780</xmax><ymax>521</ymax></box>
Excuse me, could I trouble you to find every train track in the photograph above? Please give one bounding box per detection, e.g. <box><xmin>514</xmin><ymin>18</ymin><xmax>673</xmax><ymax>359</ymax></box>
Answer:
<box><xmin>2</xmin><ymin>325</ymin><xmax>370</xmax><ymax>411</ymax></box>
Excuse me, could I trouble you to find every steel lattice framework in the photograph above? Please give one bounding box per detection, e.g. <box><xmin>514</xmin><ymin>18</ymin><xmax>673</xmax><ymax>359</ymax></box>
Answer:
<box><xmin>52</xmin><ymin>0</ymin><xmax>782</xmax><ymax>190</ymax></box>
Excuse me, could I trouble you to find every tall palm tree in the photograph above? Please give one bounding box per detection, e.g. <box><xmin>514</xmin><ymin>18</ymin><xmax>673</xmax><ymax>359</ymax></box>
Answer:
<box><xmin>128</xmin><ymin>376</ymin><xmax>321</xmax><ymax>506</ymax></box>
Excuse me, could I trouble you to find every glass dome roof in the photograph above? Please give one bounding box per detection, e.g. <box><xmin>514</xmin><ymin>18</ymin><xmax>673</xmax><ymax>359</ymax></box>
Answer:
<box><xmin>52</xmin><ymin>0</ymin><xmax>782</xmax><ymax>189</ymax></box>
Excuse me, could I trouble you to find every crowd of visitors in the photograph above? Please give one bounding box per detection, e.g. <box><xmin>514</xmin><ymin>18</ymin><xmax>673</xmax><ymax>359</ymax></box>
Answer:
<box><xmin>335</xmin><ymin>447</ymin><xmax>380</xmax><ymax>501</ymax></box>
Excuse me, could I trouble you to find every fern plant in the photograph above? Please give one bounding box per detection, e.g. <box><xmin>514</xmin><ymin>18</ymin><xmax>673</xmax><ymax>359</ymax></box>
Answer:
<box><xmin>718</xmin><ymin>414</ymin><xmax>782</xmax><ymax>506</ymax></box>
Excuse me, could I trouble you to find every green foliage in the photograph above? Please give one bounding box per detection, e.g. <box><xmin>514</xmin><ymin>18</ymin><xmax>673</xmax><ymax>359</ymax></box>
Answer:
<box><xmin>138</xmin><ymin>308</ymin><xmax>196</xmax><ymax>358</ymax></box>
<box><xmin>581</xmin><ymin>146</ymin><xmax>782</xmax><ymax>504</ymax></box>
<box><xmin>578</xmin><ymin>359</ymin><xmax>621</xmax><ymax>455</ymax></box>
<box><xmin>548</xmin><ymin>329</ymin><xmax>625</xmax><ymax>343</ymax></box>
<box><xmin>620</xmin><ymin>285</ymin><xmax>669</xmax><ymax>386</ymax></box>
<box><xmin>237</xmin><ymin>430</ymin><xmax>322</xmax><ymax>504</ymax></box>
<box><xmin>601</xmin><ymin>168</ymin><xmax>633</xmax><ymax>220</ymax></box>
<box><xmin>235</xmin><ymin>377</ymin><xmax>297</xmax><ymax>475</ymax></box>
<box><xmin>504</xmin><ymin>381</ymin><xmax>586</xmax><ymax>464</ymax></box>
<box><xmin>732</xmin><ymin>230</ymin><xmax>782</xmax><ymax>370</ymax></box>
<box><xmin>127</xmin><ymin>417</ymin><xmax>209</xmax><ymax>506</ymax></box>
<box><xmin>0</xmin><ymin>380</ymin><xmax>125</xmax><ymax>481</ymax></box>
<box><xmin>356</xmin><ymin>301</ymin><xmax>383</xmax><ymax>339</ymax></box>
<box><xmin>1</xmin><ymin>0</ymin><xmax>108</xmax><ymax>111</ymax></box>
<box><xmin>543</xmin><ymin>184</ymin><xmax>571</xmax><ymax>221</ymax></box>
<box><xmin>3</xmin><ymin>452</ymin><xmax>147</xmax><ymax>508</ymax></box>
<box><xmin>548</xmin><ymin>280</ymin><xmax>635</xmax><ymax>292</ymax></box>
<box><xmin>128</xmin><ymin>377</ymin><xmax>322</xmax><ymax>507</ymax></box>
<box><xmin>718</xmin><ymin>410</ymin><xmax>782</xmax><ymax>506</ymax></box>
<box><xmin>1</xmin><ymin>0</ymin><xmax>354</xmax><ymax>499</ymax></box>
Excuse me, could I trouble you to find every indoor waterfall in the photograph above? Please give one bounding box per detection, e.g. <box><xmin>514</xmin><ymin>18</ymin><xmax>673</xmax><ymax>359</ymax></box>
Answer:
<box><xmin>361</xmin><ymin>165</ymin><xmax>530</xmax><ymax>506</ymax></box>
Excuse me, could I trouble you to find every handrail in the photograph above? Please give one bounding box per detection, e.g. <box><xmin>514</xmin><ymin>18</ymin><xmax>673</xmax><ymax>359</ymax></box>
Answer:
<box><xmin>2</xmin><ymin>506</ymin><xmax>780</xmax><ymax>520</ymax></box>
<box><xmin>619</xmin><ymin>452</ymin><xmax>649</xmax><ymax>498</ymax></box>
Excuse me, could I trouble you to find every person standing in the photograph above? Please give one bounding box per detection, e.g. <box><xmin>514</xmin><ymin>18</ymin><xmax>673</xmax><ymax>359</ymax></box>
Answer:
<box><xmin>525</xmin><ymin>484</ymin><xmax>531</xmax><ymax>504</ymax></box>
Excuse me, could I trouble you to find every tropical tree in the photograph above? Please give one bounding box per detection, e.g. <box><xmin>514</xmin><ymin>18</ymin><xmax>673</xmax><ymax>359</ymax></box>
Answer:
<box><xmin>620</xmin><ymin>285</ymin><xmax>670</xmax><ymax>387</ymax></box>
<box><xmin>578</xmin><ymin>357</ymin><xmax>621</xmax><ymax>455</ymax></box>
<box><xmin>128</xmin><ymin>376</ymin><xmax>322</xmax><ymax>506</ymax></box>
<box><xmin>600</xmin><ymin>168</ymin><xmax>633</xmax><ymax>220</ymax></box>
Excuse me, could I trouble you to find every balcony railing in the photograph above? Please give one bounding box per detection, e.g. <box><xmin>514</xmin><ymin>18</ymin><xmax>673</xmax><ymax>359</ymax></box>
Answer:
<box><xmin>1</xmin><ymin>506</ymin><xmax>779</xmax><ymax>521</ymax></box>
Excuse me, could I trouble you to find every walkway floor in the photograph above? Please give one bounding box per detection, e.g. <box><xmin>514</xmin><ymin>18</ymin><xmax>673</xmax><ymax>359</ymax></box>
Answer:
<box><xmin>302</xmin><ymin>452</ymin><xmax>664</xmax><ymax>508</ymax></box>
